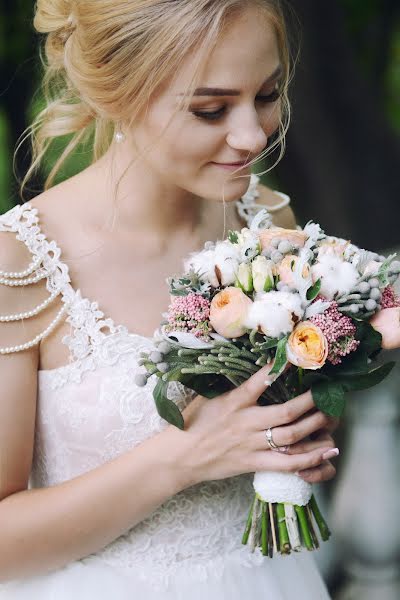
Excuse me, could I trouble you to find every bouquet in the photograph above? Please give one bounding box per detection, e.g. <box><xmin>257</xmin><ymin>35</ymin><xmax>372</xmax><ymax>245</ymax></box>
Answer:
<box><xmin>135</xmin><ymin>207</ymin><xmax>400</xmax><ymax>558</ymax></box>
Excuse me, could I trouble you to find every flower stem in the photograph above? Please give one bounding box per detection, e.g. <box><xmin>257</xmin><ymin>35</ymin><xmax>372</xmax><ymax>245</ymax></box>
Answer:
<box><xmin>309</xmin><ymin>494</ymin><xmax>331</xmax><ymax>541</ymax></box>
<box><xmin>261</xmin><ymin>502</ymin><xmax>269</xmax><ymax>556</ymax></box>
<box><xmin>276</xmin><ymin>503</ymin><xmax>291</xmax><ymax>553</ymax></box>
<box><xmin>306</xmin><ymin>505</ymin><xmax>320</xmax><ymax>549</ymax></box>
<box><xmin>294</xmin><ymin>505</ymin><xmax>313</xmax><ymax>550</ymax></box>
<box><xmin>269</xmin><ymin>503</ymin><xmax>278</xmax><ymax>555</ymax></box>
<box><xmin>242</xmin><ymin>495</ymin><xmax>256</xmax><ymax>545</ymax></box>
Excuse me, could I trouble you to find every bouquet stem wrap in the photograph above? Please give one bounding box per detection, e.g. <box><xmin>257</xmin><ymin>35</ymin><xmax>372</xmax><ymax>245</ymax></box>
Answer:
<box><xmin>242</xmin><ymin>472</ymin><xmax>330</xmax><ymax>556</ymax></box>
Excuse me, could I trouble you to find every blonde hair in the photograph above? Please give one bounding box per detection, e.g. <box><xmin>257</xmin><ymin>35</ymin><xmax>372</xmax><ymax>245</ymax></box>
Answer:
<box><xmin>18</xmin><ymin>0</ymin><xmax>296</xmax><ymax>197</ymax></box>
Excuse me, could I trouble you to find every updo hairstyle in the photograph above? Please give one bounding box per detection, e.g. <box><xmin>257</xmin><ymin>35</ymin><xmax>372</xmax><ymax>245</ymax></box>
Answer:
<box><xmin>19</xmin><ymin>0</ymin><xmax>295</xmax><ymax>195</ymax></box>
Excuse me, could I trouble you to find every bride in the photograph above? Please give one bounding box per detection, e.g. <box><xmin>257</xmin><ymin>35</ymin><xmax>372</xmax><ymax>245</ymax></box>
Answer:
<box><xmin>0</xmin><ymin>1</ymin><xmax>341</xmax><ymax>598</ymax></box>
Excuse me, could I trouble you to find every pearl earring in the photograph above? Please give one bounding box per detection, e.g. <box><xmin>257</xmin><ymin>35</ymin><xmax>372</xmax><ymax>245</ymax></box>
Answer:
<box><xmin>114</xmin><ymin>124</ymin><xmax>126</xmax><ymax>143</ymax></box>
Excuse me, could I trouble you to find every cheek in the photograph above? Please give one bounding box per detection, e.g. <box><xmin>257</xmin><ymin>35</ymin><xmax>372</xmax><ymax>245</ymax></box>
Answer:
<box><xmin>260</xmin><ymin>101</ymin><xmax>282</xmax><ymax>136</ymax></box>
<box><xmin>146</xmin><ymin>113</ymin><xmax>222</xmax><ymax>173</ymax></box>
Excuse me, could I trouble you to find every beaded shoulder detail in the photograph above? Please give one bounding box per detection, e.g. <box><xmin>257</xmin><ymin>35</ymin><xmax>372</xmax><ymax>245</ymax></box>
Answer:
<box><xmin>0</xmin><ymin>203</ymin><xmax>71</xmax><ymax>355</ymax></box>
<box><xmin>0</xmin><ymin>203</ymin><xmax>130</xmax><ymax>368</ymax></box>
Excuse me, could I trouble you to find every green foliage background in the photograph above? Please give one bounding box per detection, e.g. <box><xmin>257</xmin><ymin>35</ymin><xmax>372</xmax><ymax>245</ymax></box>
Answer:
<box><xmin>1</xmin><ymin>0</ymin><xmax>399</xmax><ymax>214</ymax></box>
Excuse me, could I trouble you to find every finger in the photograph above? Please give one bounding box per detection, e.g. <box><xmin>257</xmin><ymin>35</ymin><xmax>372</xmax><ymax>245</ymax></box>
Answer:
<box><xmin>242</xmin><ymin>389</ymin><xmax>316</xmax><ymax>429</ymax></box>
<box><xmin>253</xmin><ymin>445</ymin><xmax>338</xmax><ymax>473</ymax></box>
<box><xmin>269</xmin><ymin>410</ymin><xmax>331</xmax><ymax>447</ymax></box>
<box><xmin>234</xmin><ymin>361</ymin><xmax>277</xmax><ymax>408</ymax></box>
<box><xmin>285</xmin><ymin>433</ymin><xmax>335</xmax><ymax>455</ymax></box>
<box><xmin>296</xmin><ymin>460</ymin><xmax>337</xmax><ymax>483</ymax></box>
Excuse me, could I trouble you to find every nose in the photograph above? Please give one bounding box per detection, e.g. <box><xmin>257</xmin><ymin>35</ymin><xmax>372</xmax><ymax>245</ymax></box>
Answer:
<box><xmin>226</xmin><ymin>106</ymin><xmax>270</xmax><ymax>155</ymax></box>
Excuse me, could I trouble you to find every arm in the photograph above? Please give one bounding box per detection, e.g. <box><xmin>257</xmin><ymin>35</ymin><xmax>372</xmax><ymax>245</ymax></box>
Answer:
<box><xmin>0</xmin><ymin>232</ymin><xmax>189</xmax><ymax>582</ymax></box>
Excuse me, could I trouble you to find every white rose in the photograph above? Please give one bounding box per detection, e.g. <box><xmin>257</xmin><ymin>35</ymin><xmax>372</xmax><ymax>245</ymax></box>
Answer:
<box><xmin>251</xmin><ymin>255</ymin><xmax>275</xmax><ymax>292</ymax></box>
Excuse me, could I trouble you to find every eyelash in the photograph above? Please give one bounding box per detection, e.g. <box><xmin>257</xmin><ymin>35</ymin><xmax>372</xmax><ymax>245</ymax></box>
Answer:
<box><xmin>190</xmin><ymin>89</ymin><xmax>281</xmax><ymax>122</ymax></box>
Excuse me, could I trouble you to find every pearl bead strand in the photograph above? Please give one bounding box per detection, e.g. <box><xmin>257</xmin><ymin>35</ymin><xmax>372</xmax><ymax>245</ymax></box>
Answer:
<box><xmin>0</xmin><ymin>304</ymin><xmax>68</xmax><ymax>355</ymax></box>
<box><xmin>0</xmin><ymin>270</ymin><xmax>47</xmax><ymax>287</ymax></box>
<box><xmin>0</xmin><ymin>290</ymin><xmax>60</xmax><ymax>322</ymax></box>
<box><xmin>0</xmin><ymin>255</ymin><xmax>42</xmax><ymax>278</ymax></box>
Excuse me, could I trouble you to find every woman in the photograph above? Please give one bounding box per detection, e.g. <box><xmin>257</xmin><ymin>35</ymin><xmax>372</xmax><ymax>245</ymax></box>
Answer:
<box><xmin>0</xmin><ymin>1</ymin><xmax>340</xmax><ymax>598</ymax></box>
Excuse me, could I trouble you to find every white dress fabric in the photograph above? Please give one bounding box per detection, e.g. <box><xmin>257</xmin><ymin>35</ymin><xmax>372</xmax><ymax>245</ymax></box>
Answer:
<box><xmin>0</xmin><ymin>176</ymin><xmax>330</xmax><ymax>599</ymax></box>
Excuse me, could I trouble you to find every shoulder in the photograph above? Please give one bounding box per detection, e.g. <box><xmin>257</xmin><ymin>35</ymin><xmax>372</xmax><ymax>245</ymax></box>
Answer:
<box><xmin>255</xmin><ymin>182</ymin><xmax>297</xmax><ymax>229</ymax></box>
<box><xmin>0</xmin><ymin>198</ymin><xmax>67</xmax><ymax>357</ymax></box>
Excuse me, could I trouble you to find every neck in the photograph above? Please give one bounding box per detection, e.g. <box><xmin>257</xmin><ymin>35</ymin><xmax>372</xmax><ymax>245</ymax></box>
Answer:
<box><xmin>87</xmin><ymin>141</ymin><xmax>242</xmax><ymax>257</ymax></box>
<box><xmin>92</xmin><ymin>142</ymin><xmax>207</xmax><ymax>240</ymax></box>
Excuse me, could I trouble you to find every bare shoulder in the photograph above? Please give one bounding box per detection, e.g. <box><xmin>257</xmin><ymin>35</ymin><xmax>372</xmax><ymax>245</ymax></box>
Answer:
<box><xmin>256</xmin><ymin>183</ymin><xmax>297</xmax><ymax>229</ymax></box>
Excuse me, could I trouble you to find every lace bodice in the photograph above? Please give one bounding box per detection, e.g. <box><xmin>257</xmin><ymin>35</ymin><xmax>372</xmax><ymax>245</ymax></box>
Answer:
<box><xmin>0</xmin><ymin>175</ymin><xmax>291</xmax><ymax>590</ymax></box>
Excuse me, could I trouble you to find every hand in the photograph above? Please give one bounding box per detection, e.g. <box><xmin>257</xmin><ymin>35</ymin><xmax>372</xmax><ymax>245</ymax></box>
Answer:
<box><xmin>266</xmin><ymin>409</ymin><xmax>340</xmax><ymax>484</ymax></box>
<box><xmin>168</xmin><ymin>362</ymin><xmax>340</xmax><ymax>487</ymax></box>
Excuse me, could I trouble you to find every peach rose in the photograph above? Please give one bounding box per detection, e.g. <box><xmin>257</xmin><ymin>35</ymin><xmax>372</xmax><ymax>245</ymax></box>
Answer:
<box><xmin>286</xmin><ymin>321</ymin><xmax>329</xmax><ymax>370</ymax></box>
<box><xmin>258</xmin><ymin>227</ymin><xmax>308</xmax><ymax>253</ymax></box>
<box><xmin>210</xmin><ymin>287</ymin><xmax>253</xmax><ymax>338</ymax></box>
<box><xmin>370</xmin><ymin>307</ymin><xmax>400</xmax><ymax>350</ymax></box>
<box><xmin>278</xmin><ymin>255</ymin><xmax>310</xmax><ymax>286</ymax></box>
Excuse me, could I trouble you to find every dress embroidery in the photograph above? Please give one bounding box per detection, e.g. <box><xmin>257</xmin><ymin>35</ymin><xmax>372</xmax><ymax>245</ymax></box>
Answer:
<box><xmin>0</xmin><ymin>175</ymin><xmax>291</xmax><ymax>591</ymax></box>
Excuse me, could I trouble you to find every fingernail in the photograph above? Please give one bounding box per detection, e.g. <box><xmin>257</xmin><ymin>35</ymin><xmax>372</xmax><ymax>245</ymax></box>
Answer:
<box><xmin>322</xmin><ymin>448</ymin><xmax>340</xmax><ymax>460</ymax></box>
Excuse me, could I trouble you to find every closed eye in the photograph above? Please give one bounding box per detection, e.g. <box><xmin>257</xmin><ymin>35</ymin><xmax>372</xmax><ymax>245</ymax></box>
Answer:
<box><xmin>190</xmin><ymin>89</ymin><xmax>281</xmax><ymax>122</ymax></box>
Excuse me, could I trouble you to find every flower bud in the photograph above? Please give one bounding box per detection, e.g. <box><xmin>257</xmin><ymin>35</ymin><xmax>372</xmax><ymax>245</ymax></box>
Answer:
<box><xmin>365</xmin><ymin>299</ymin><xmax>377</xmax><ymax>311</ymax></box>
<box><xmin>158</xmin><ymin>341</ymin><xmax>172</xmax><ymax>354</ymax></box>
<box><xmin>252</xmin><ymin>256</ymin><xmax>275</xmax><ymax>292</ymax></box>
<box><xmin>157</xmin><ymin>362</ymin><xmax>170</xmax><ymax>373</ymax></box>
<box><xmin>150</xmin><ymin>351</ymin><xmax>164</xmax><ymax>364</ymax></box>
<box><xmin>235</xmin><ymin>262</ymin><xmax>254</xmax><ymax>293</ymax></box>
<box><xmin>134</xmin><ymin>374</ymin><xmax>148</xmax><ymax>387</ymax></box>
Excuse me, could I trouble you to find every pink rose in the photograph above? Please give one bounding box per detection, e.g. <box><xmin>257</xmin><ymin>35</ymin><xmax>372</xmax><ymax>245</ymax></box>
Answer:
<box><xmin>370</xmin><ymin>307</ymin><xmax>400</xmax><ymax>350</ymax></box>
<box><xmin>210</xmin><ymin>287</ymin><xmax>253</xmax><ymax>338</ymax></box>
<box><xmin>258</xmin><ymin>228</ymin><xmax>308</xmax><ymax>253</ymax></box>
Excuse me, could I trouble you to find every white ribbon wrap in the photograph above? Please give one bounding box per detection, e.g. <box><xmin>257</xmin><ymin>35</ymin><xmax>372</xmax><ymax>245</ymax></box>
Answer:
<box><xmin>253</xmin><ymin>471</ymin><xmax>312</xmax><ymax>506</ymax></box>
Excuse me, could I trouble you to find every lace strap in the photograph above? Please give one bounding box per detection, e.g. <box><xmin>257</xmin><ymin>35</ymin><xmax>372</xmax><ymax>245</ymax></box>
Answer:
<box><xmin>235</xmin><ymin>174</ymin><xmax>291</xmax><ymax>227</ymax></box>
<box><xmin>0</xmin><ymin>203</ymin><xmax>70</xmax><ymax>355</ymax></box>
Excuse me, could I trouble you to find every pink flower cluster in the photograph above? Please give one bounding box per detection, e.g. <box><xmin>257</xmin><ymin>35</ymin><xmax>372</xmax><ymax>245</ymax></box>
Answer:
<box><xmin>310</xmin><ymin>297</ymin><xmax>360</xmax><ymax>365</ymax></box>
<box><xmin>164</xmin><ymin>293</ymin><xmax>212</xmax><ymax>339</ymax></box>
<box><xmin>380</xmin><ymin>285</ymin><xmax>400</xmax><ymax>309</ymax></box>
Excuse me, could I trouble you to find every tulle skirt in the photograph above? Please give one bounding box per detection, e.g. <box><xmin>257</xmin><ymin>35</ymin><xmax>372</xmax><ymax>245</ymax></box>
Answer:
<box><xmin>0</xmin><ymin>551</ymin><xmax>331</xmax><ymax>599</ymax></box>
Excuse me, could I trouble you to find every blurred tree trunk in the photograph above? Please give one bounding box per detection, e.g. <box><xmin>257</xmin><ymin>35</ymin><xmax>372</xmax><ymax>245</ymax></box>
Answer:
<box><xmin>2</xmin><ymin>0</ymin><xmax>41</xmax><ymax>201</ymax></box>
<box><xmin>276</xmin><ymin>0</ymin><xmax>400</xmax><ymax>251</ymax></box>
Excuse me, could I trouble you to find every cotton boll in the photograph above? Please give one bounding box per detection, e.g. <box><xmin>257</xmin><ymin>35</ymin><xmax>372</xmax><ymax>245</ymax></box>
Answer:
<box><xmin>184</xmin><ymin>249</ymin><xmax>219</xmax><ymax>287</ymax></box>
<box><xmin>213</xmin><ymin>241</ymin><xmax>240</xmax><ymax>286</ymax></box>
<box><xmin>311</xmin><ymin>255</ymin><xmax>359</xmax><ymax>300</ymax></box>
<box><xmin>244</xmin><ymin>291</ymin><xmax>303</xmax><ymax>338</ymax></box>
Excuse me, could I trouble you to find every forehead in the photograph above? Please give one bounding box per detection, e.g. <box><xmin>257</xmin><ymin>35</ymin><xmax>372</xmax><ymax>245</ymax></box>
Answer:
<box><xmin>169</xmin><ymin>6</ymin><xmax>280</xmax><ymax>94</ymax></box>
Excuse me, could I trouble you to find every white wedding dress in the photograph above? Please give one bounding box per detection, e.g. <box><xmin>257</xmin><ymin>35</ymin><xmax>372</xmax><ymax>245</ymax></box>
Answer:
<box><xmin>0</xmin><ymin>175</ymin><xmax>331</xmax><ymax>599</ymax></box>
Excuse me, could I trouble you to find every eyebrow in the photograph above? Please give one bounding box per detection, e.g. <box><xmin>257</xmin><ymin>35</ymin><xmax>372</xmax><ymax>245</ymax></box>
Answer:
<box><xmin>178</xmin><ymin>64</ymin><xmax>282</xmax><ymax>97</ymax></box>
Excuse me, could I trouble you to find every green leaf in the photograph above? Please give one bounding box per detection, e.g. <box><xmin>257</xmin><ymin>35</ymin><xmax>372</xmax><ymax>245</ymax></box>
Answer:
<box><xmin>302</xmin><ymin>372</ymin><xmax>330</xmax><ymax>388</ymax></box>
<box><xmin>338</xmin><ymin>361</ymin><xmax>395</xmax><ymax>392</ymax></box>
<box><xmin>311</xmin><ymin>381</ymin><xmax>346</xmax><ymax>417</ymax></box>
<box><xmin>153</xmin><ymin>380</ymin><xmax>184</xmax><ymax>429</ymax></box>
<box><xmin>306</xmin><ymin>279</ymin><xmax>321</xmax><ymax>301</ymax></box>
<box><xmin>355</xmin><ymin>320</ymin><xmax>382</xmax><ymax>356</ymax></box>
<box><xmin>269</xmin><ymin>336</ymin><xmax>288</xmax><ymax>375</ymax></box>
<box><xmin>258</xmin><ymin>337</ymin><xmax>280</xmax><ymax>351</ymax></box>
<box><xmin>228</xmin><ymin>230</ymin><xmax>239</xmax><ymax>244</ymax></box>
